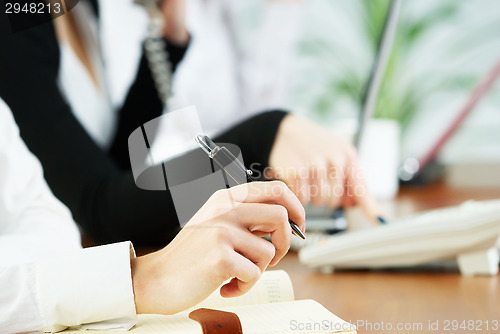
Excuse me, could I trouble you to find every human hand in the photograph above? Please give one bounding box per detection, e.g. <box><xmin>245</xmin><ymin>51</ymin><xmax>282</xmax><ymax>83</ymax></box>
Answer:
<box><xmin>160</xmin><ymin>0</ymin><xmax>189</xmax><ymax>44</ymax></box>
<box><xmin>131</xmin><ymin>181</ymin><xmax>305</xmax><ymax>315</ymax></box>
<box><xmin>268</xmin><ymin>114</ymin><xmax>382</xmax><ymax>223</ymax></box>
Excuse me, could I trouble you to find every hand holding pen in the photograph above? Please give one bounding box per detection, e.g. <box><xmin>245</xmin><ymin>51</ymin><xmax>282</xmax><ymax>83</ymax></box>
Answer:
<box><xmin>132</xmin><ymin>181</ymin><xmax>305</xmax><ymax>315</ymax></box>
<box><xmin>196</xmin><ymin>135</ymin><xmax>306</xmax><ymax>240</ymax></box>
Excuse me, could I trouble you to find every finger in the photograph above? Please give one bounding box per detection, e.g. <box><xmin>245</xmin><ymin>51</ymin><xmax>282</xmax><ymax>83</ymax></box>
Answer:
<box><xmin>229</xmin><ymin>203</ymin><xmax>293</xmax><ymax>265</ymax></box>
<box><xmin>229</xmin><ymin>226</ymin><xmax>276</xmax><ymax>272</ymax></box>
<box><xmin>279</xmin><ymin>164</ymin><xmax>309</xmax><ymax>204</ymax></box>
<box><xmin>341</xmin><ymin>193</ymin><xmax>356</xmax><ymax>207</ymax></box>
<box><xmin>309</xmin><ymin>160</ymin><xmax>329</xmax><ymax>206</ymax></box>
<box><xmin>295</xmin><ymin>174</ymin><xmax>310</xmax><ymax>204</ymax></box>
<box><xmin>220</xmin><ymin>253</ymin><xmax>262</xmax><ymax>298</ymax></box>
<box><xmin>327</xmin><ymin>164</ymin><xmax>341</xmax><ymax>208</ymax></box>
<box><xmin>268</xmin><ymin>222</ymin><xmax>292</xmax><ymax>266</ymax></box>
<box><xmin>345</xmin><ymin>161</ymin><xmax>382</xmax><ymax>223</ymax></box>
<box><xmin>225</xmin><ymin>181</ymin><xmax>306</xmax><ymax>230</ymax></box>
<box><xmin>327</xmin><ymin>160</ymin><xmax>347</xmax><ymax>208</ymax></box>
<box><xmin>290</xmin><ymin>176</ymin><xmax>301</xmax><ymax>201</ymax></box>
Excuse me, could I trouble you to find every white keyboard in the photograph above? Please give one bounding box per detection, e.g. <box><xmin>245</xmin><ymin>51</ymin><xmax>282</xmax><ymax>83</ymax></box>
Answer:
<box><xmin>297</xmin><ymin>200</ymin><xmax>500</xmax><ymax>276</ymax></box>
<box><xmin>291</xmin><ymin>231</ymin><xmax>331</xmax><ymax>251</ymax></box>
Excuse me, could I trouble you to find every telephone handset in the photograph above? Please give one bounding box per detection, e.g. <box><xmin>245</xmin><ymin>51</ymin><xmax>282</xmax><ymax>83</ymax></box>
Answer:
<box><xmin>134</xmin><ymin>0</ymin><xmax>173</xmax><ymax>106</ymax></box>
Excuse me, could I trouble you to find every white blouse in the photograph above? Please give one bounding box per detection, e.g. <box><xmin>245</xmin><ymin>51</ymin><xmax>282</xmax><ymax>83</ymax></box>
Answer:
<box><xmin>57</xmin><ymin>1</ymin><xmax>116</xmax><ymax>150</ymax></box>
<box><xmin>0</xmin><ymin>99</ymin><xmax>137</xmax><ymax>332</ymax></box>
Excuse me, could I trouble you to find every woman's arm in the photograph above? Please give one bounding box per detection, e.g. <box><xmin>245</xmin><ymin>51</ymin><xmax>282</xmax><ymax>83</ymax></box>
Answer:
<box><xmin>214</xmin><ymin>110</ymin><xmax>289</xmax><ymax>177</ymax></box>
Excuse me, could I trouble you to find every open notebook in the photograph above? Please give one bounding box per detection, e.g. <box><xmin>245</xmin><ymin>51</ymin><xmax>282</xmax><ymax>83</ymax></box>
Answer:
<box><xmin>65</xmin><ymin>270</ymin><xmax>355</xmax><ymax>334</ymax></box>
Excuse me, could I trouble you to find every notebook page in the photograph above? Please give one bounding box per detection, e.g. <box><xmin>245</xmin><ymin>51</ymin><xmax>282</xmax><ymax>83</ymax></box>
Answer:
<box><xmin>129</xmin><ymin>314</ymin><xmax>200</xmax><ymax>333</ymax></box>
<box><xmin>186</xmin><ymin>270</ymin><xmax>294</xmax><ymax>311</ymax></box>
<box><xmin>60</xmin><ymin>300</ymin><xmax>355</xmax><ymax>334</ymax></box>
<box><xmin>126</xmin><ymin>300</ymin><xmax>355</xmax><ymax>334</ymax></box>
<box><xmin>223</xmin><ymin>299</ymin><xmax>356</xmax><ymax>334</ymax></box>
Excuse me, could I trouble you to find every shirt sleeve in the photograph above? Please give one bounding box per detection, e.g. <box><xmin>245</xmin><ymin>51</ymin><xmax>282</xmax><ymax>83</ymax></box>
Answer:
<box><xmin>37</xmin><ymin>242</ymin><xmax>137</xmax><ymax>332</ymax></box>
<box><xmin>0</xmin><ymin>100</ymin><xmax>137</xmax><ymax>332</ymax></box>
<box><xmin>0</xmin><ymin>243</ymin><xmax>137</xmax><ymax>333</ymax></box>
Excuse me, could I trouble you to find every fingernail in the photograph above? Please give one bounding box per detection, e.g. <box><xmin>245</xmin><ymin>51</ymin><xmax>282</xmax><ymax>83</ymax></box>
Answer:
<box><xmin>377</xmin><ymin>216</ymin><xmax>387</xmax><ymax>224</ymax></box>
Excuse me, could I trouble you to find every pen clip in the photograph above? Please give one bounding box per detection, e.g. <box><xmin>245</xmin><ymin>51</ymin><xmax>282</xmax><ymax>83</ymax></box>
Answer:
<box><xmin>195</xmin><ymin>135</ymin><xmax>219</xmax><ymax>159</ymax></box>
<box><xmin>195</xmin><ymin>135</ymin><xmax>253</xmax><ymax>178</ymax></box>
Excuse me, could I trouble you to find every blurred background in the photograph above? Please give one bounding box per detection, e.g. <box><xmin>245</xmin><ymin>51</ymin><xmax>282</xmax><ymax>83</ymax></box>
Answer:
<box><xmin>102</xmin><ymin>0</ymin><xmax>500</xmax><ymax>193</ymax></box>
<box><xmin>289</xmin><ymin>0</ymin><xmax>500</xmax><ymax>177</ymax></box>
<box><xmin>222</xmin><ymin>0</ymin><xmax>500</xmax><ymax>189</ymax></box>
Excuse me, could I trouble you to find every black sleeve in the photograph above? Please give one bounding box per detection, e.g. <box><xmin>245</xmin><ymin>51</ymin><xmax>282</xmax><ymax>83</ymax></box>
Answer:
<box><xmin>0</xmin><ymin>13</ymin><xmax>288</xmax><ymax>247</ymax></box>
<box><xmin>214</xmin><ymin>110</ymin><xmax>288</xmax><ymax>178</ymax></box>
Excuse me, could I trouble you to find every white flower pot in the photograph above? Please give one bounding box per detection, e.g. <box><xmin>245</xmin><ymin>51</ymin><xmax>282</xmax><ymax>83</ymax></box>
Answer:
<box><xmin>358</xmin><ymin>119</ymin><xmax>400</xmax><ymax>199</ymax></box>
<box><xmin>330</xmin><ymin>118</ymin><xmax>400</xmax><ymax>200</ymax></box>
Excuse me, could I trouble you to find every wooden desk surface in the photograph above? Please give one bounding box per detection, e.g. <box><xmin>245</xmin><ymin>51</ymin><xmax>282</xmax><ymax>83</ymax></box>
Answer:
<box><xmin>274</xmin><ymin>184</ymin><xmax>500</xmax><ymax>334</ymax></box>
<box><xmin>83</xmin><ymin>183</ymin><xmax>500</xmax><ymax>333</ymax></box>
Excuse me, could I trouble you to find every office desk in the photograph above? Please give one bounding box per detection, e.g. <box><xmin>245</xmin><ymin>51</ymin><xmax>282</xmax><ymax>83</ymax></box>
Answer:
<box><xmin>274</xmin><ymin>184</ymin><xmax>500</xmax><ymax>334</ymax></box>
<box><xmin>82</xmin><ymin>184</ymin><xmax>499</xmax><ymax>333</ymax></box>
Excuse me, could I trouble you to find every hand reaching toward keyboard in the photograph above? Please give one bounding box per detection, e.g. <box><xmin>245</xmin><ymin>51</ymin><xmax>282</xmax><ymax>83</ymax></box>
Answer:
<box><xmin>268</xmin><ymin>114</ymin><xmax>382</xmax><ymax>223</ymax></box>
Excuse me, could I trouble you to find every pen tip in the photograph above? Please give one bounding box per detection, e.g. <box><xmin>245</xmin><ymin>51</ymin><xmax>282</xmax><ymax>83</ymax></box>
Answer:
<box><xmin>291</xmin><ymin>223</ymin><xmax>306</xmax><ymax>240</ymax></box>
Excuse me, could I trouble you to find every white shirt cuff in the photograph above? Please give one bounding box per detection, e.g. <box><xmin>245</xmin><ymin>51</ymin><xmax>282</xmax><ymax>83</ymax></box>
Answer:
<box><xmin>36</xmin><ymin>241</ymin><xmax>138</xmax><ymax>332</ymax></box>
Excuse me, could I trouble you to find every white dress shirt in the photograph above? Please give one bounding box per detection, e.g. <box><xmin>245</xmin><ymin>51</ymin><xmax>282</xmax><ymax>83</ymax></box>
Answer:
<box><xmin>0</xmin><ymin>98</ymin><xmax>137</xmax><ymax>333</ymax></box>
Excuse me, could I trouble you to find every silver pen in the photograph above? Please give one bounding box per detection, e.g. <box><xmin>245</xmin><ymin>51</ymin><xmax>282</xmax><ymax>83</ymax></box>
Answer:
<box><xmin>195</xmin><ymin>135</ymin><xmax>305</xmax><ymax>240</ymax></box>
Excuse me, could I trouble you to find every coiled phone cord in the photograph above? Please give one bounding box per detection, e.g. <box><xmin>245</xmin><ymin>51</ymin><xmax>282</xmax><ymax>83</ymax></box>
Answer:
<box><xmin>144</xmin><ymin>16</ymin><xmax>173</xmax><ymax>106</ymax></box>
<box><xmin>134</xmin><ymin>0</ymin><xmax>173</xmax><ymax>106</ymax></box>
